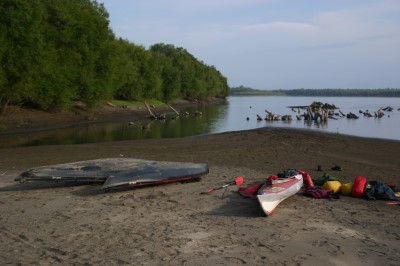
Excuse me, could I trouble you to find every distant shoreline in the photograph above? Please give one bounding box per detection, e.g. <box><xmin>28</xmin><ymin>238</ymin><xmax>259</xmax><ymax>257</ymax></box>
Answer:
<box><xmin>230</xmin><ymin>87</ymin><xmax>400</xmax><ymax>97</ymax></box>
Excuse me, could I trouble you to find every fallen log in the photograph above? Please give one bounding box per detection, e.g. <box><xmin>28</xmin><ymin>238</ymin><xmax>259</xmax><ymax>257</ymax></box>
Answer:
<box><xmin>382</xmin><ymin>106</ymin><xmax>393</xmax><ymax>112</ymax></box>
<box><xmin>144</xmin><ymin>101</ymin><xmax>156</xmax><ymax>119</ymax></box>
<box><xmin>307</xmin><ymin>107</ymin><xmax>315</xmax><ymax>120</ymax></box>
<box><xmin>286</xmin><ymin>105</ymin><xmax>309</xmax><ymax>109</ymax></box>
<box><xmin>167</xmin><ymin>103</ymin><xmax>180</xmax><ymax>116</ymax></box>
<box><xmin>364</xmin><ymin>111</ymin><xmax>373</xmax><ymax>117</ymax></box>
<box><xmin>346</xmin><ymin>112</ymin><xmax>359</xmax><ymax>119</ymax></box>
<box><xmin>265</xmin><ymin>110</ymin><xmax>273</xmax><ymax>115</ymax></box>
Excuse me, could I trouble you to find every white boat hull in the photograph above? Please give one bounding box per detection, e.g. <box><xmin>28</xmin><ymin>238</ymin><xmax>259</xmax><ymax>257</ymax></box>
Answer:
<box><xmin>257</xmin><ymin>174</ymin><xmax>303</xmax><ymax>215</ymax></box>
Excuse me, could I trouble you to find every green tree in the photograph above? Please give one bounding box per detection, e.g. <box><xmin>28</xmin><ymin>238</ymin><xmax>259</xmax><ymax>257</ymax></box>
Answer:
<box><xmin>111</xmin><ymin>38</ymin><xmax>162</xmax><ymax>101</ymax></box>
<box><xmin>0</xmin><ymin>1</ymin><xmax>229</xmax><ymax>114</ymax></box>
<box><xmin>0</xmin><ymin>0</ymin><xmax>44</xmax><ymax>112</ymax></box>
<box><xmin>150</xmin><ymin>43</ymin><xmax>229</xmax><ymax>101</ymax></box>
<box><xmin>42</xmin><ymin>0</ymin><xmax>114</xmax><ymax>108</ymax></box>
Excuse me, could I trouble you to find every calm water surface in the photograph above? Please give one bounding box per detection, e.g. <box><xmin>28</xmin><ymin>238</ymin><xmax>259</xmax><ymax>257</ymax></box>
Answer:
<box><xmin>218</xmin><ymin>96</ymin><xmax>400</xmax><ymax>140</ymax></box>
<box><xmin>1</xmin><ymin>96</ymin><xmax>399</xmax><ymax>147</ymax></box>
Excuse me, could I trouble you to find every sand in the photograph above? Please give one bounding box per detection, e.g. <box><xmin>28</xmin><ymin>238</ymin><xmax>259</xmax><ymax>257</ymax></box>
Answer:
<box><xmin>1</xmin><ymin>115</ymin><xmax>400</xmax><ymax>265</ymax></box>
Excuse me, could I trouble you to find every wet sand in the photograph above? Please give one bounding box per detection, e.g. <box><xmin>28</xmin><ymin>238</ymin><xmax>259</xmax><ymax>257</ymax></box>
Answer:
<box><xmin>1</xmin><ymin>120</ymin><xmax>400</xmax><ymax>265</ymax></box>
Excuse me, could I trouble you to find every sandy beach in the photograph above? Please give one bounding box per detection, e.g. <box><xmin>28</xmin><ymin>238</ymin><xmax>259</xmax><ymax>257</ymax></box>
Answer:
<box><xmin>1</xmin><ymin>119</ymin><xmax>400</xmax><ymax>265</ymax></box>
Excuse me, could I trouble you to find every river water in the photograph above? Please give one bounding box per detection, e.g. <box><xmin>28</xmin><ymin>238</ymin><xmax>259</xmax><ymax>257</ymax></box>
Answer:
<box><xmin>1</xmin><ymin>96</ymin><xmax>399</xmax><ymax>148</ymax></box>
<box><xmin>213</xmin><ymin>96</ymin><xmax>400</xmax><ymax>140</ymax></box>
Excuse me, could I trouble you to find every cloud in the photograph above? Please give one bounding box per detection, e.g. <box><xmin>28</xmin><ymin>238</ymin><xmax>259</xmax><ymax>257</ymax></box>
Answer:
<box><xmin>103</xmin><ymin>0</ymin><xmax>400</xmax><ymax>50</ymax></box>
<box><xmin>199</xmin><ymin>3</ymin><xmax>400</xmax><ymax>52</ymax></box>
<box><xmin>101</xmin><ymin>0</ymin><xmax>400</xmax><ymax>88</ymax></box>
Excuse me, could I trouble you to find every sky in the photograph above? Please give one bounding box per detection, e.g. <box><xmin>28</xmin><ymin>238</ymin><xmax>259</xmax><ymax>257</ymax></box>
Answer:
<box><xmin>99</xmin><ymin>0</ymin><xmax>400</xmax><ymax>89</ymax></box>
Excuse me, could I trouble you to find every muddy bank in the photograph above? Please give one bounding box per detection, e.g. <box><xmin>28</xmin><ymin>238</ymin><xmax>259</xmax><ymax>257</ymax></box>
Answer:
<box><xmin>1</xmin><ymin>127</ymin><xmax>399</xmax><ymax>265</ymax></box>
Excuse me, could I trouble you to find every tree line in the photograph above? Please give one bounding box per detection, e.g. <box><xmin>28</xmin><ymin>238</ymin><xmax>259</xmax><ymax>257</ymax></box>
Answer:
<box><xmin>231</xmin><ymin>86</ymin><xmax>400</xmax><ymax>97</ymax></box>
<box><xmin>0</xmin><ymin>0</ymin><xmax>229</xmax><ymax>113</ymax></box>
<box><xmin>282</xmin><ymin>88</ymin><xmax>400</xmax><ymax>97</ymax></box>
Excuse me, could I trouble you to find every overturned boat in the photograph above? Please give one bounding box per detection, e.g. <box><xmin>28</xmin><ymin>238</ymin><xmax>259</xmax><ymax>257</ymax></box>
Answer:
<box><xmin>15</xmin><ymin>158</ymin><xmax>209</xmax><ymax>191</ymax></box>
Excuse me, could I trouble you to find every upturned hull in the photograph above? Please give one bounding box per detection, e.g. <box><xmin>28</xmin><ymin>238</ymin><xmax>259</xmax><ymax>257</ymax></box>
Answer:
<box><xmin>15</xmin><ymin>158</ymin><xmax>209</xmax><ymax>191</ymax></box>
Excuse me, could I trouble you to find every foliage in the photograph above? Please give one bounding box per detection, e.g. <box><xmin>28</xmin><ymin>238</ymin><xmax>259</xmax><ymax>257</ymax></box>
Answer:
<box><xmin>0</xmin><ymin>0</ymin><xmax>229</xmax><ymax>113</ymax></box>
<box><xmin>0</xmin><ymin>0</ymin><xmax>115</xmax><ymax>111</ymax></box>
<box><xmin>149</xmin><ymin>43</ymin><xmax>229</xmax><ymax>102</ymax></box>
<box><xmin>281</xmin><ymin>88</ymin><xmax>400</xmax><ymax>97</ymax></box>
<box><xmin>230</xmin><ymin>86</ymin><xmax>284</xmax><ymax>96</ymax></box>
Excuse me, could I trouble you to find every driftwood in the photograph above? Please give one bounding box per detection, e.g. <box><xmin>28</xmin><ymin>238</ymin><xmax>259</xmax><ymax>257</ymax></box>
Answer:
<box><xmin>289</xmin><ymin>108</ymin><xmax>302</xmax><ymax>114</ymax></box>
<box><xmin>144</xmin><ymin>101</ymin><xmax>166</xmax><ymax>120</ymax></box>
<box><xmin>287</xmin><ymin>105</ymin><xmax>309</xmax><ymax>109</ymax></box>
<box><xmin>167</xmin><ymin>103</ymin><xmax>180</xmax><ymax>116</ymax></box>
<box><xmin>310</xmin><ymin>102</ymin><xmax>338</xmax><ymax>110</ymax></box>
<box><xmin>346</xmin><ymin>112</ymin><xmax>359</xmax><ymax>119</ymax></box>
<box><xmin>106</xmin><ymin>102</ymin><xmax>116</xmax><ymax>107</ymax></box>
<box><xmin>300</xmin><ymin>105</ymin><xmax>330</xmax><ymax>122</ymax></box>
<box><xmin>375</xmin><ymin>108</ymin><xmax>385</xmax><ymax>118</ymax></box>
<box><xmin>144</xmin><ymin>101</ymin><xmax>156</xmax><ymax>119</ymax></box>
<box><xmin>307</xmin><ymin>107</ymin><xmax>314</xmax><ymax>120</ymax></box>
<box><xmin>265</xmin><ymin>110</ymin><xmax>280</xmax><ymax>121</ymax></box>
<box><xmin>288</xmin><ymin>102</ymin><xmax>339</xmax><ymax>123</ymax></box>
<box><xmin>286</xmin><ymin>101</ymin><xmax>399</xmax><ymax>122</ymax></box>
<box><xmin>382</xmin><ymin>106</ymin><xmax>393</xmax><ymax>112</ymax></box>
<box><xmin>364</xmin><ymin>112</ymin><xmax>373</xmax><ymax>117</ymax></box>
<box><xmin>302</xmin><ymin>102</ymin><xmax>337</xmax><ymax>113</ymax></box>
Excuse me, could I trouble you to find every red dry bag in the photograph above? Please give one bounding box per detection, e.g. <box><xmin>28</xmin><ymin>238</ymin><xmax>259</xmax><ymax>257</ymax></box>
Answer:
<box><xmin>297</xmin><ymin>169</ymin><xmax>314</xmax><ymax>188</ymax></box>
<box><xmin>352</xmin><ymin>175</ymin><xmax>367</xmax><ymax>198</ymax></box>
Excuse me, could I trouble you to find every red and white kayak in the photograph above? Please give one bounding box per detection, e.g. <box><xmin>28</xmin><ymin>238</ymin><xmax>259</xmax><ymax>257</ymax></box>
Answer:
<box><xmin>257</xmin><ymin>174</ymin><xmax>303</xmax><ymax>215</ymax></box>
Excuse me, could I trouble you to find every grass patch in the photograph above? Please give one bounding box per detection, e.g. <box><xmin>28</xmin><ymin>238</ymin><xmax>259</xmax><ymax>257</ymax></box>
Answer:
<box><xmin>0</xmin><ymin>124</ymin><xmax>8</xmax><ymax>131</ymax></box>
<box><xmin>145</xmin><ymin>99</ymin><xmax>168</xmax><ymax>107</ymax></box>
<box><xmin>110</xmin><ymin>99</ymin><xmax>167</xmax><ymax>108</ymax></box>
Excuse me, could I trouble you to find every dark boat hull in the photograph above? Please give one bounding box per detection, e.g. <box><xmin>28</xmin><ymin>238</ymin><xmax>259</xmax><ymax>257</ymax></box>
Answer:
<box><xmin>15</xmin><ymin>158</ymin><xmax>209</xmax><ymax>190</ymax></box>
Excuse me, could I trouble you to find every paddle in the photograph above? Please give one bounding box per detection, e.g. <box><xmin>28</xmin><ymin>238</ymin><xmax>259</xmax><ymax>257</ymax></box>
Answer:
<box><xmin>201</xmin><ymin>176</ymin><xmax>244</xmax><ymax>194</ymax></box>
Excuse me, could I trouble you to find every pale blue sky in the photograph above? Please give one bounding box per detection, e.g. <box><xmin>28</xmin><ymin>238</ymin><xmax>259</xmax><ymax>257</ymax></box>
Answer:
<box><xmin>99</xmin><ymin>0</ymin><xmax>400</xmax><ymax>89</ymax></box>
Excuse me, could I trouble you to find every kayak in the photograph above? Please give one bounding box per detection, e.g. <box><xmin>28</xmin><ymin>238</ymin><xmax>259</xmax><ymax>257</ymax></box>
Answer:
<box><xmin>257</xmin><ymin>173</ymin><xmax>303</xmax><ymax>215</ymax></box>
<box><xmin>101</xmin><ymin>159</ymin><xmax>208</xmax><ymax>191</ymax></box>
<box><xmin>15</xmin><ymin>158</ymin><xmax>209</xmax><ymax>191</ymax></box>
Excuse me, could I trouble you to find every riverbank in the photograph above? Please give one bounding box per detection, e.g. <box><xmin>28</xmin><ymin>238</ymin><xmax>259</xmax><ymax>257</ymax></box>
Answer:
<box><xmin>0</xmin><ymin>99</ymin><xmax>221</xmax><ymax>134</ymax></box>
<box><xmin>1</xmin><ymin>127</ymin><xmax>399</xmax><ymax>265</ymax></box>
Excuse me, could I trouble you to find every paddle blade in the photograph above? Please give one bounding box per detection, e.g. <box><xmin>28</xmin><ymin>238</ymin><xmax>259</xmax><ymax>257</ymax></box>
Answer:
<box><xmin>235</xmin><ymin>176</ymin><xmax>244</xmax><ymax>186</ymax></box>
<box><xmin>201</xmin><ymin>188</ymin><xmax>215</xmax><ymax>194</ymax></box>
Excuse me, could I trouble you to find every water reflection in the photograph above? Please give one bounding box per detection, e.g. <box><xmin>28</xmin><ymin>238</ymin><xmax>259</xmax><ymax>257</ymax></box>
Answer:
<box><xmin>303</xmin><ymin>120</ymin><xmax>328</xmax><ymax>129</ymax></box>
<box><xmin>1</xmin><ymin>96</ymin><xmax>399</xmax><ymax>148</ymax></box>
<box><xmin>0</xmin><ymin>102</ymin><xmax>229</xmax><ymax>148</ymax></box>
